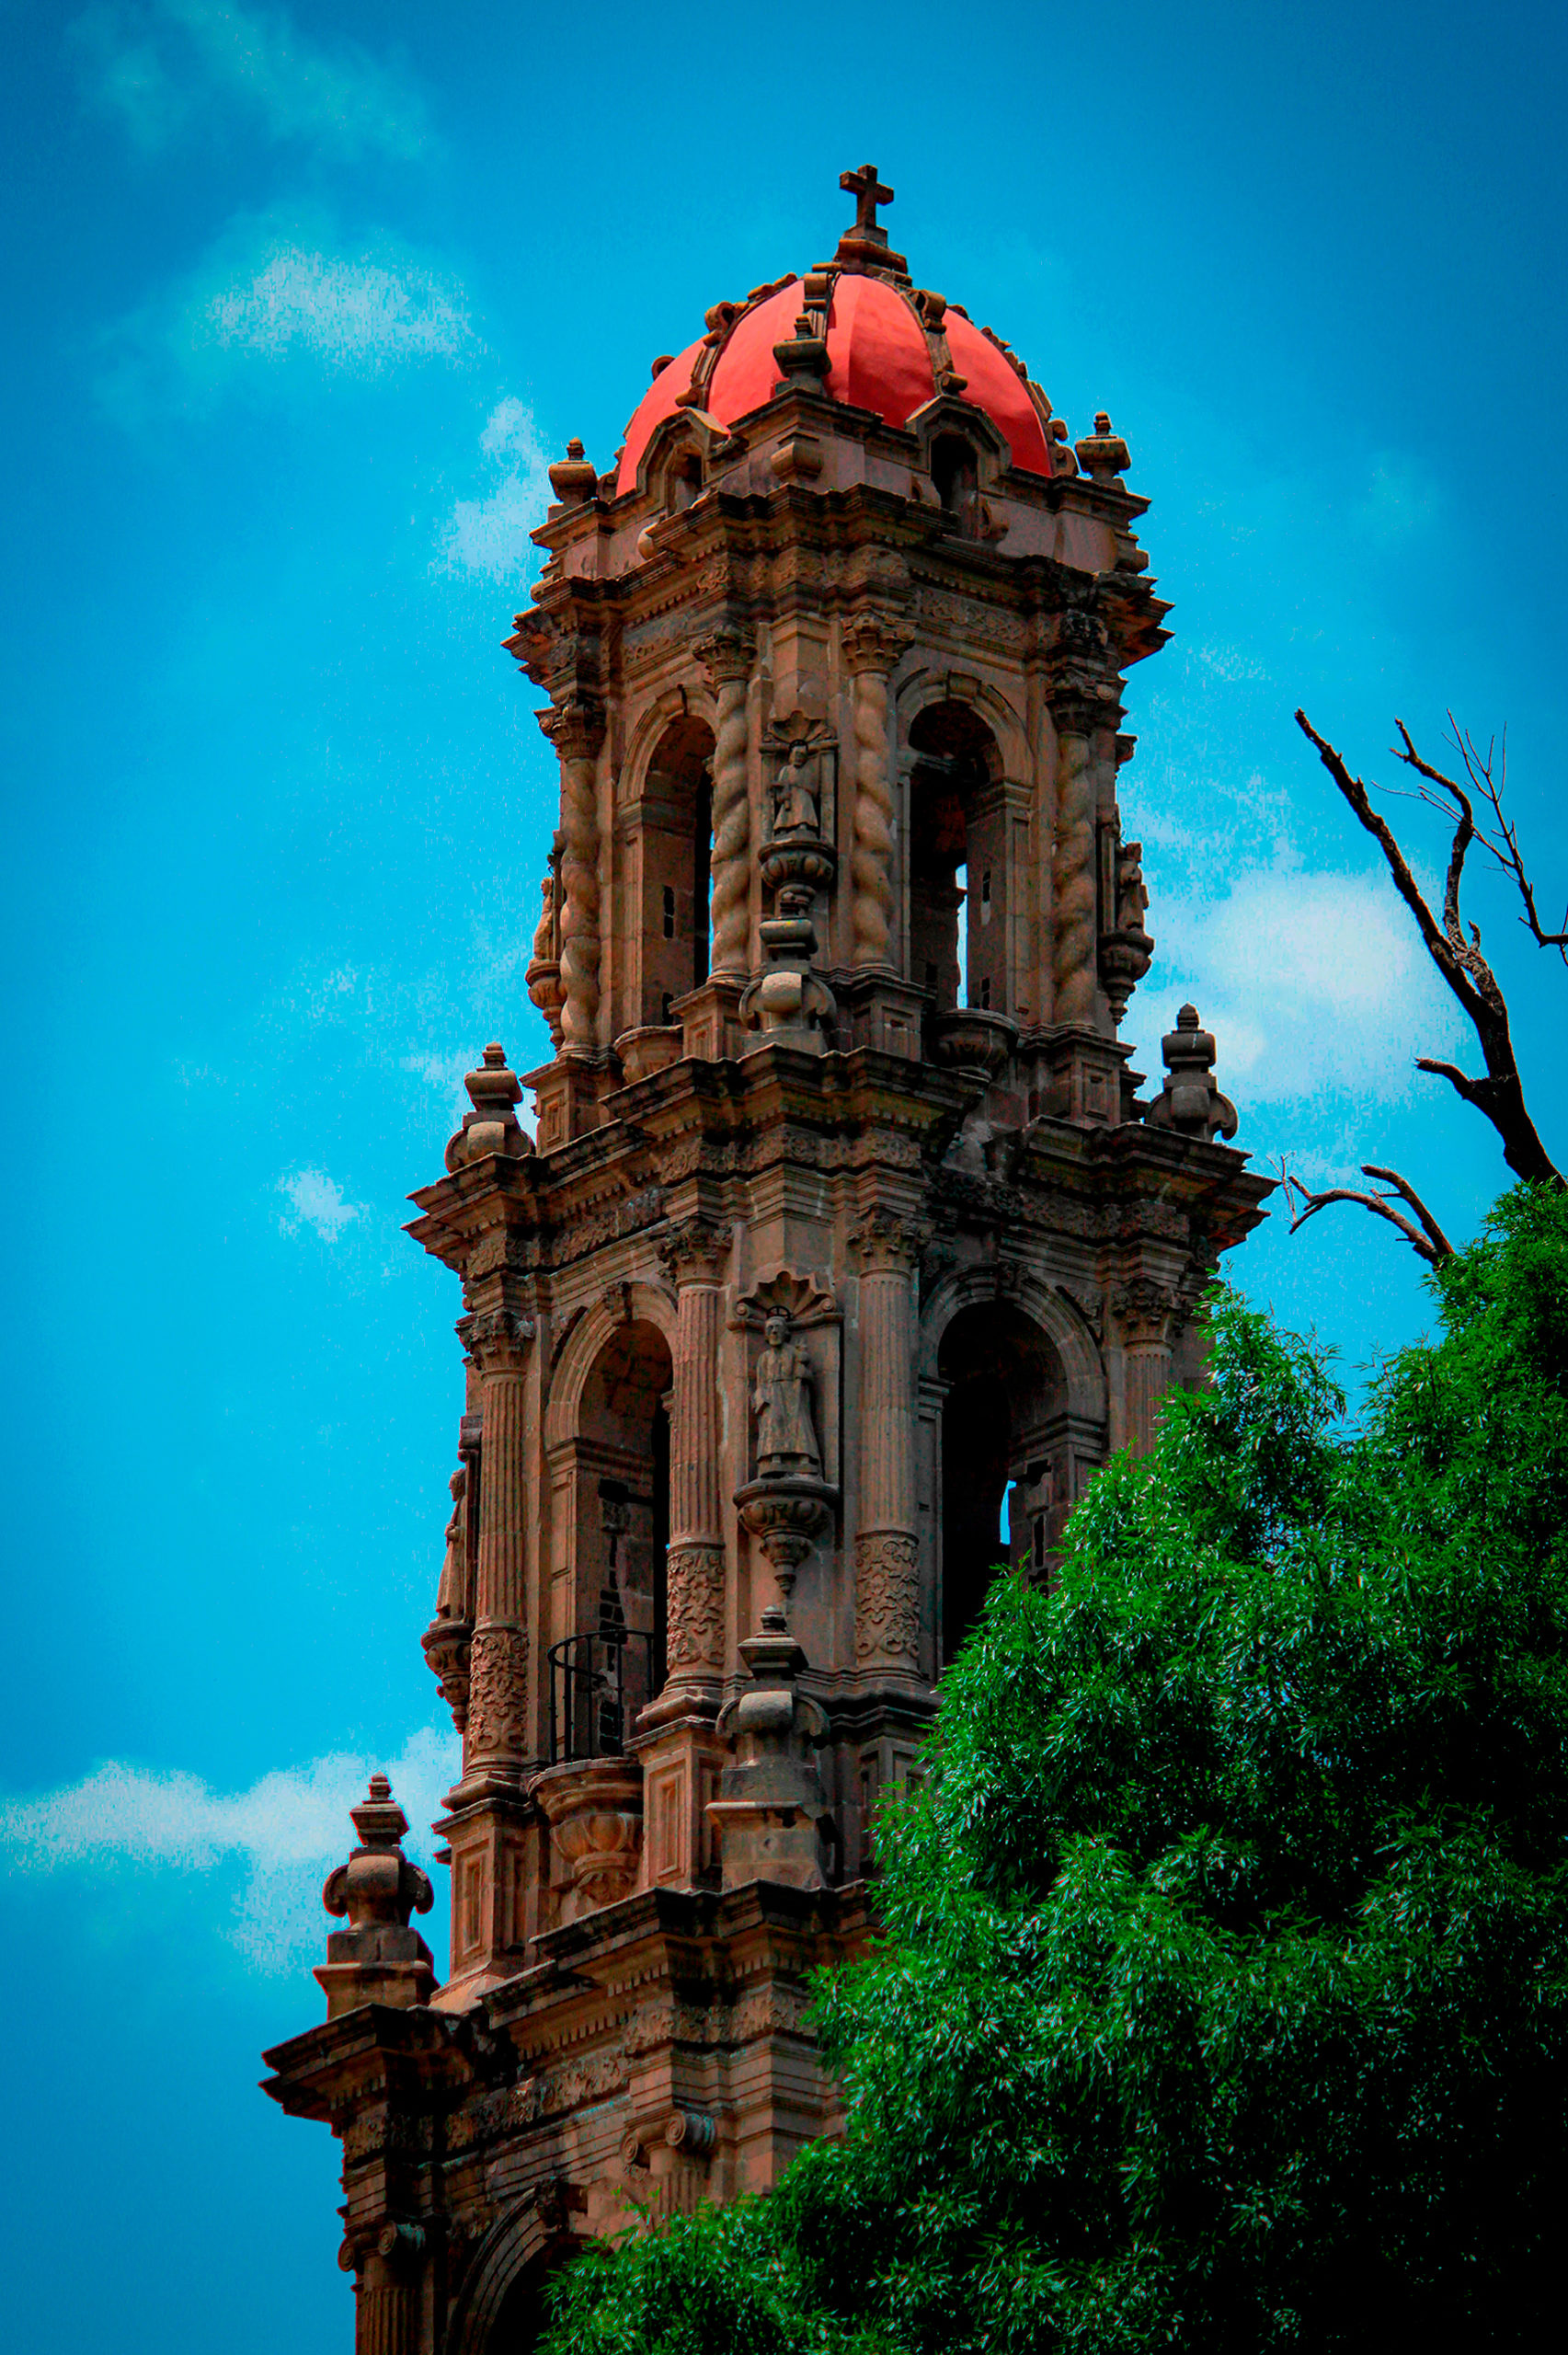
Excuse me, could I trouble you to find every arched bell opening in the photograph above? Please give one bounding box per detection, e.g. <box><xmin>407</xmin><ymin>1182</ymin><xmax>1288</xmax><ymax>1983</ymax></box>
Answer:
<box><xmin>936</xmin><ymin>1299</ymin><xmax>1068</xmax><ymax>1669</ymax></box>
<box><xmin>931</xmin><ymin>431</ymin><xmax>981</xmax><ymax>535</ymax></box>
<box><xmin>553</xmin><ymin>1318</ymin><xmax>672</xmax><ymax>1760</ymax></box>
<box><xmin>638</xmin><ymin>714</ymin><xmax>715</xmax><ymax>1027</ymax></box>
<box><xmin>907</xmin><ymin>700</ymin><xmax>1006</xmax><ymax>1017</ymax></box>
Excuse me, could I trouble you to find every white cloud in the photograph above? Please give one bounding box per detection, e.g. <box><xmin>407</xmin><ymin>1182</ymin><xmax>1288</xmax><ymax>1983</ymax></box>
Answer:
<box><xmin>74</xmin><ymin>0</ymin><xmax>428</xmax><ymax>160</ymax></box>
<box><xmin>436</xmin><ymin>398</ymin><xmax>554</xmax><ymax>580</ymax></box>
<box><xmin>402</xmin><ymin>1047</ymin><xmax>479</xmax><ymax>1121</ymax></box>
<box><xmin>276</xmin><ymin>1166</ymin><xmax>360</xmax><ymax>1241</ymax></box>
<box><xmin>1149</xmin><ymin>863</ymin><xmax>1465</xmax><ymax>1107</ymax></box>
<box><xmin>0</xmin><ymin>1724</ymin><xmax>459</xmax><ymax>1973</ymax></box>
<box><xmin>203</xmin><ymin>245</ymin><xmax>475</xmax><ymax>370</ymax></box>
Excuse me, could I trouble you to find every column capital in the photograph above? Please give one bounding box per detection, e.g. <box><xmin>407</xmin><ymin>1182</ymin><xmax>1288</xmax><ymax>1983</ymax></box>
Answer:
<box><xmin>1108</xmin><ymin>1273</ymin><xmax>1179</xmax><ymax>1348</ymax></box>
<box><xmin>841</xmin><ymin>607</ymin><xmax>913</xmax><ymax>675</ymax></box>
<box><xmin>457</xmin><ymin>1305</ymin><xmax>536</xmax><ymax>1373</ymax></box>
<box><xmin>537</xmin><ymin>695</ymin><xmax>604</xmax><ymax>762</ymax></box>
<box><xmin>693</xmin><ymin>619</ymin><xmax>756</xmax><ymax>687</ymax></box>
<box><xmin>848</xmin><ymin>1206</ymin><xmax>930</xmax><ymax>1274</ymax></box>
<box><xmin>658</xmin><ymin>1216</ymin><xmax>729</xmax><ymax>1284</ymax></box>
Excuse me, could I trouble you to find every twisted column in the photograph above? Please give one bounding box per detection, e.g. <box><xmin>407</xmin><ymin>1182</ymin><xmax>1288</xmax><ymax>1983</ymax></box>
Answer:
<box><xmin>457</xmin><ymin>1306</ymin><xmax>535</xmax><ymax>1776</ymax></box>
<box><xmin>658</xmin><ymin>1220</ymin><xmax>729</xmax><ymax>1687</ymax></box>
<box><xmin>540</xmin><ymin>701</ymin><xmax>604</xmax><ymax>1052</ymax></box>
<box><xmin>850</xmin><ymin>1211</ymin><xmax>925</xmax><ymax>1671</ymax></box>
<box><xmin>695</xmin><ymin>625</ymin><xmax>755</xmax><ymax>977</ymax></box>
<box><xmin>1050</xmin><ymin>699</ymin><xmax>1098</xmax><ymax>1026</ymax></box>
<box><xmin>842</xmin><ymin>611</ymin><xmax>911</xmax><ymax>970</ymax></box>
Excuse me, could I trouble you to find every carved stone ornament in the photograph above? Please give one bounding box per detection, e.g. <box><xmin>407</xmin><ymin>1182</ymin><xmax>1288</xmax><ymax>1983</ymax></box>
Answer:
<box><xmin>316</xmin><ymin>1775</ymin><xmax>436</xmax><ymax>2018</ymax></box>
<box><xmin>750</xmin><ymin>1313</ymin><xmax>822</xmax><ymax>1479</ymax></box>
<box><xmin>853</xmin><ymin>1531</ymin><xmax>921</xmax><ymax>1667</ymax></box>
<box><xmin>1144</xmin><ymin>1004</ymin><xmax>1239</xmax><ymax>1143</ymax></box>
<box><xmin>532</xmin><ymin>1758</ymin><xmax>643</xmax><ymax>1924</ymax></box>
<box><xmin>1109</xmin><ymin>1275</ymin><xmax>1180</xmax><ymax>1349</ymax></box>
<box><xmin>657</xmin><ymin>1217</ymin><xmax>728</xmax><ymax>1284</ymax></box>
<box><xmin>664</xmin><ymin>1542</ymin><xmax>727</xmax><ymax>1671</ymax></box>
<box><xmin>464</xmin><ymin>1623</ymin><xmax>530</xmax><ymax>1762</ymax></box>
<box><xmin>848</xmin><ymin>1207</ymin><xmax>930</xmax><ymax>1275</ymax></box>
<box><xmin>731</xmin><ymin>1267</ymin><xmax>840</xmax><ymax>1330</ymax></box>
<box><xmin>457</xmin><ymin>1306</ymin><xmax>536</xmax><ymax>1372</ymax></box>
<box><xmin>422</xmin><ymin>1611</ymin><xmax>473</xmax><ymax>1733</ymax></box>
<box><xmin>445</xmin><ymin>1043</ymin><xmax>535</xmax><ymax>1173</ymax></box>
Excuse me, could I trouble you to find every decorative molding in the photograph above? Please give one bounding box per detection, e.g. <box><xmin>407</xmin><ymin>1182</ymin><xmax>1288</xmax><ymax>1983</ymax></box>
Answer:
<box><xmin>730</xmin><ymin>1267</ymin><xmax>840</xmax><ymax>1329</ymax></box>
<box><xmin>853</xmin><ymin>1531</ymin><xmax>921</xmax><ymax>1667</ymax></box>
<box><xmin>665</xmin><ymin>1543</ymin><xmax>727</xmax><ymax>1671</ymax></box>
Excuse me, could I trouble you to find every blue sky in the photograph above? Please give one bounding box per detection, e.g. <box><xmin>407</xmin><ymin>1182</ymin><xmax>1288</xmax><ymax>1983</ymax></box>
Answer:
<box><xmin>2</xmin><ymin>4</ymin><xmax>1564</xmax><ymax>2348</ymax></box>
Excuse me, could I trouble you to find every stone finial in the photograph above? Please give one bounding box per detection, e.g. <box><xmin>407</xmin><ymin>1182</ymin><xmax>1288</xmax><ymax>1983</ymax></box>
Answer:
<box><xmin>1144</xmin><ymin>1005</ymin><xmax>1239</xmax><ymax>1143</ymax></box>
<box><xmin>547</xmin><ymin>438</ymin><xmax>599</xmax><ymax>505</ymax></box>
<box><xmin>1073</xmin><ymin>411</ymin><xmax>1130</xmax><ymax>484</ymax></box>
<box><xmin>444</xmin><ymin>1043</ymin><xmax>535</xmax><ymax>1172</ymax></box>
<box><xmin>772</xmin><ymin>315</ymin><xmax>831</xmax><ymax>387</ymax></box>
<box><xmin>706</xmin><ymin>1609</ymin><xmax>833</xmax><ymax>1890</ymax></box>
<box><xmin>316</xmin><ymin>1777</ymin><xmax>436</xmax><ymax>2020</ymax></box>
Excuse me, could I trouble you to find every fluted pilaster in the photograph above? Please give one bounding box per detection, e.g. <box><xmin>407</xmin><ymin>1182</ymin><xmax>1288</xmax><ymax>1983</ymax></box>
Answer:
<box><xmin>850</xmin><ymin>1212</ymin><xmax>924</xmax><ymax>1671</ymax></box>
<box><xmin>659</xmin><ymin>1220</ymin><xmax>728</xmax><ymax>1683</ymax></box>
<box><xmin>458</xmin><ymin>1306</ymin><xmax>535</xmax><ymax>1775</ymax></box>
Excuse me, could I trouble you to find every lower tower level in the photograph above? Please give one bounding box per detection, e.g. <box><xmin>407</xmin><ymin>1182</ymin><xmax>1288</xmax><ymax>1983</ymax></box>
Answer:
<box><xmin>263</xmin><ymin>167</ymin><xmax>1269</xmax><ymax>2353</ymax></box>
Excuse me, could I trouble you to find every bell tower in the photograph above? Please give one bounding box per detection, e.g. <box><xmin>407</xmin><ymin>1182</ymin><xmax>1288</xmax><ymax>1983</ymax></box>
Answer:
<box><xmin>264</xmin><ymin>167</ymin><xmax>1269</xmax><ymax>2354</ymax></box>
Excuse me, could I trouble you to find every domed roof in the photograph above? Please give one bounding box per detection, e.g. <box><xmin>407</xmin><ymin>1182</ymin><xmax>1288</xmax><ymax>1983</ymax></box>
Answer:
<box><xmin>615</xmin><ymin>167</ymin><xmax>1058</xmax><ymax>496</ymax></box>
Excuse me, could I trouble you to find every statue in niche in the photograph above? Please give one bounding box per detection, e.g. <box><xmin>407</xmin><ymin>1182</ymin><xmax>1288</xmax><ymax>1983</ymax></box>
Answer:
<box><xmin>752</xmin><ymin>1311</ymin><xmax>822</xmax><ymax>1477</ymax></box>
<box><xmin>435</xmin><ymin>1467</ymin><xmax>468</xmax><ymax>1618</ymax></box>
<box><xmin>771</xmin><ymin>739</ymin><xmax>824</xmax><ymax>838</ymax></box>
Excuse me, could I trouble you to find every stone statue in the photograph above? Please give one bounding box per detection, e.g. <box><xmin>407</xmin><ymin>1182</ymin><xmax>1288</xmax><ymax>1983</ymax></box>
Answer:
<box><xmin>772</xmin><ymin>740</ymin><xmax>822</xmax><ymax>838</ymax></box>
<box><xmin>435</xmin><ymin>1466</ymin><xmax>467</xmax><ymax>1617</ymax></box>
<box><xmin>752</xmin><ymin>1311</ymin><xmax>821</xmax><ymax>1476</ymax></box>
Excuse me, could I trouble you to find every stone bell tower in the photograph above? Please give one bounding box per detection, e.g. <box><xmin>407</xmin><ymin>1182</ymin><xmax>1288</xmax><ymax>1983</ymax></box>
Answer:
<box><xmin>263</xmin><ymin>167</ymin><xmax>1269</xmax><ymax>2353</ymax></box>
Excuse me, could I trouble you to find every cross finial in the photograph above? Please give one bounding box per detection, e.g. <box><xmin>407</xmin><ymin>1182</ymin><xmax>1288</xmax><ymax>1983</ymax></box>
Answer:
<box><xmin>840</xmin><ymin>163</ymin><xmax>894</xmax><ymax>239</ymax></box>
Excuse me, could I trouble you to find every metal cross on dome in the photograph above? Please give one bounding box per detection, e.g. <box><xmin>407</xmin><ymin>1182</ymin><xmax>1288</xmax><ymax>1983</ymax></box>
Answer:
<box><xmin>840</xmin><ymin>163</ymin><xmax>894</xmax><ymax>237</ymax></box>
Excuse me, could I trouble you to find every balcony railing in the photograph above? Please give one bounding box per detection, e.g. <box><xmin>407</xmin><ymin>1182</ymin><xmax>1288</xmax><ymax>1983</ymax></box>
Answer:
<box><xmin>546</xmin><ymin>1628</ymin><xmax>658</xmax><ymax>1763</ymax></box>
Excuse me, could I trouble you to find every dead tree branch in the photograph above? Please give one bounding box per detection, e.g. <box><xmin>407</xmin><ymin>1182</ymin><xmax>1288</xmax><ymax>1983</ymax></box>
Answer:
<box><xmin>1391</xmin><ymin>716</ymin><xmax>1568</xmax><ymax>963</ymax></box>
<box><xmin>1294</xmin><ymin>709</ymin><xmax>1562</xmax><ymax>1189</ymax></box>
<box><xmin>1277</xmin><ymin>1159</ymin><xmax>1455</xmax><ymax>1268</ymax></box>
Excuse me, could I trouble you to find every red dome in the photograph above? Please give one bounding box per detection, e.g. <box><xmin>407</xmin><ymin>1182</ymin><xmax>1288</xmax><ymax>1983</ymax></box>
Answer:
<box><xmin>616</xmin><ymin>272</ymin><xmax>1053</xmax><ymax>495</ymax></box>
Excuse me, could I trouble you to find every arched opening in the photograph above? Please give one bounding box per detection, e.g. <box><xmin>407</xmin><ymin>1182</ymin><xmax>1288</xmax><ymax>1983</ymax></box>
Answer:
<box><xmin>931</xmin><ymin>432</ymin><xmax>980</xmax><ymax>534</ymax></box>
<box><xmin>555</xmin><ymin>1318</ymin><xmax>672</xmax><ymax>1757</ymax></box>
<box><xmin>639</xmin><ymin>715</ymin><xmax>714</xmax><ymax>1027</ymax></box>
<box><xmin>937</xmin><ymin>1300</ymin><xmax>1068</xmax><ymax>1667</ymax></box>
<box><xmin>908</xmin><ymin>700</ymin><xmax>1006</xmax><ymax>1017</ymax></box>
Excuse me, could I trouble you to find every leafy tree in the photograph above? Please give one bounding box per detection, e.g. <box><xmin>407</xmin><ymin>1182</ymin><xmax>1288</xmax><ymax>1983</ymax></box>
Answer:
<box><xmin>543</xmin><ymin>1184</ymin><xmax>1568</xmax><ymax>2355</ymax></box>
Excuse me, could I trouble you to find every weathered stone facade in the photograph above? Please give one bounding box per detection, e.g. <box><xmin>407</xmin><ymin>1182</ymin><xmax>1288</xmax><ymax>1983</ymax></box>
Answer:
<box><xmin>263</xmin><ymin>167</ymin><xmax>1269</xmax><ymax>2352</ymax></box>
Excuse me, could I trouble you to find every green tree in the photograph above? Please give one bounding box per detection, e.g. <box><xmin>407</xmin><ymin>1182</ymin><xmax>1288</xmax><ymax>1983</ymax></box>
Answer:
<box><xmin>544</xmin><ymin>1184</ymin><xmax>1568</xmax><ymax>2355</ymax></box>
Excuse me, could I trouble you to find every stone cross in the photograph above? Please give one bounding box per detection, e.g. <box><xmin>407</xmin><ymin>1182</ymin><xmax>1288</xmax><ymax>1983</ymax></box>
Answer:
<box><xmin>841</xmin><ymin>163</ymin><xmax>894</xmax><ymax>237</ymax></box>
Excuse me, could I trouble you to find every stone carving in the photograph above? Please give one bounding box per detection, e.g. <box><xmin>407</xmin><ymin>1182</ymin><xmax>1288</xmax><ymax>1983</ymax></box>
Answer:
<box><xmin>457</xmin><ymin>1306</ymin><xmax>536</xmax><ymax>1372</ymax></box>
<box><xmin>525</xmin><ymin>856</ymin><xmax>566</xmax><ymax>1050</ymax></box>
<box><xmin>773</xmin><ymin>738</ymin><xmax>823</xmax><ymax>836</ymax></box>
<box><xmin>1145</xmin><ymin>1005</ymin><xmax>1239</xmax><ymax>1142</ymax></box>
<box><xmin>316</xmin><ymin>1776</ymin><xmax>435</xmax><ymax>2019</ymax></box>
<box><xmin>849</xmin><ymin>1206</ymin><xmax>929</xmax><ymax>1274</ymax></box>
<box><xmin>445</xmin><ymin>1043</ymin><xmax>535</xmax><ymax>1173</ymax></box>
<box><xmin>1051</xmin><ymin>718</ymin><xmax>1099</xmax><ymax>1026</ymax></box>
<box><xmin>707</xmin><ymin>1610</ymin><xmax>834</xmax><ymax>1889</ymax></box>
<box><xmin>732</xmin><ymin>1267</ymin><xmax>840</xmax><ymax>1330</ymax></box>
<box><xmin>740</xmin><ymin>887</ymin><xmax>838</xmax><ymax>1051</ymax></box>
<box><xmin>841</xmin><ymin>609</ymin><xmax>911</xmax><ymax>966</ymax></box>
<box><xmin>695</xmin><ymin>623</ymin><xmax>756</xmax><ymax>974</ymax></box>
<box><xmin>540</xmin><ymin>699</ymin><xmax>604</xmax><ymax>1053</ymax></box>
<box><xmin>665</xmin><ymin>1543</ymin><xmax>726</xmax><ymax>1670</ymax></box>
<box><xmin>853</xmin><ymin>1531</ymin><xmax>921</xmax><ymax>1667</ymax></box>
<box><xmin>657</xmin><ymin>1217</ymin><xmax>727</xmax><ymax>1282</ymax></box>
<box><xmin>465</xmin><ymin>1624</ymin><xmax>530</xmax><ymax>1763</ymax></box>
<box><xmin>1098</xmin><ymin>835</ymin><xmax>1154</xmax><ymax>1028</ymax></box>
<box><xmin>435</xmin><ymin>1466</ymin><xmax>468</xmax><ymax>1616</ymax></box>
<box><xmin>533</xmin><ymin>1759</ymin><xmax>643</xmax><ymax>1924</ymax></box>
<box><xmin>423</xmin><ymin>1466</ymin><xmax>474</xmax><ymax>1731</ymax></box>
<box><xmin>752</xmin><ymin>1313</ymin><xmax>821</xmax><ymax>1477</ymax></box>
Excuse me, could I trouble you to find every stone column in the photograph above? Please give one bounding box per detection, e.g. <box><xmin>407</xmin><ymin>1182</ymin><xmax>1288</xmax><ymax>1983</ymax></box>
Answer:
<box><xmin>1112</xmin><ymin>1278</ymin><xmax>1178</xmax><ymax>1457</ymax></box>
<box><xmin>1048</xmin><ymin>687</ymin><xmax>1099</xmax><ymax>1027</ymax></box>
<box><xmin>842</xmin><ymin>612</ymin><xmax>912</xmax><ymax>970</ymax></box>
<box><xmin>695</xmin><ymin>625</ymin><xmax>756</xmax><ymax>977</ymax></box>
<box><xmin>659</xmin><ymin>1219</ymin><xmax>729</xmax><ymax>1694</ymax></box>
<box><xmin>850</xmin><ymin>1211</ymin><xmax>925</xmax><ymax>1673</ymax></box>
<box><xmin>352</xmin><ymin>2235</ymin><xmax>418</xmax><ymax>2355</ymax></box>
<box><xmin>540</xmin><ymin>699</ymin><xmax>604</xmax><ymax>1052</ymax></box>
<box><xmin>459</xmin><ymin>1305</ymin><xmax>536</xmax><ymax>1780</ymax></box>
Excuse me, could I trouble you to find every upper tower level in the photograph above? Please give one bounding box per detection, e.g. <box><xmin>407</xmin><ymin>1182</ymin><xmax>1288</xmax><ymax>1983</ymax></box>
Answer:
<box><xmin>510</xmin><ymin>164</ymin><xmax>1168</xmax><ymax>1147</ymax></box>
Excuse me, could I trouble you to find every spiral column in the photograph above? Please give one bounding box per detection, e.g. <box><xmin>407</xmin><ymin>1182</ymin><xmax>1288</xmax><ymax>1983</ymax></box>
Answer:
<box><xmin>541</xmin><ymin>700</ymin><xmax>605</xmax><ymax>1052</ymax></box>
<box><xmin>695</xmin><ymin>624</ymin><xmax>756</xmax><ymax>977</ymax></box>
<box><xmin>842</xmin><ymin>611</ymin><xmax>911</xmax><ymax>970</ymax></box>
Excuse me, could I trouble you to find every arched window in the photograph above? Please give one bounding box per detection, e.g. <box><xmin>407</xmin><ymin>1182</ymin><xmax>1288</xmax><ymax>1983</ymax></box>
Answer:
<box><xmin>908</xmin><ymin>700</ymin><xmax>1005</xmax><ymax>1017</ymax></box>
<box><xmin>638</xmin><ymin>715</ymin><xmax>715</xmax><ymax>1027</ymax></box>
<box><xmin>931</xmin><ymin>433</ymin><xmax>980</xmax><ymax>534</ymax></box>
<box><xmin>937</xmin><ymin>1301</ymin><xmax>1070</xmax><ymax>1666</ymax></box>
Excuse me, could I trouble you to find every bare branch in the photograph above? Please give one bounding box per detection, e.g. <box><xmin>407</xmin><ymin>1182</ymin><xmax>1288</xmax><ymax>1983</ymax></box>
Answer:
<box><xmin>1277</xmin><ymin>1158</ymin><xmax>1456</xmax><ymax>1268</ymax></box>
<box><xmin>1448</xmin><ymin>717</ymin><xmax>1568</xmax><ymax>962</ymax></box>
<box><xmin>1295</xmin><ymin>709</ymin><xmax>1562</xmax><ymax>1189</ymax></box>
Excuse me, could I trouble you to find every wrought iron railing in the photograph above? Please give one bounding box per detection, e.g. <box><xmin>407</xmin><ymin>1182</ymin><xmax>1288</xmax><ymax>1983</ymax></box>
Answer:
<box><xmin>546</xmin><ymin>1628</ymin><xmax>658</xmax><ymax>1763</ymax></box>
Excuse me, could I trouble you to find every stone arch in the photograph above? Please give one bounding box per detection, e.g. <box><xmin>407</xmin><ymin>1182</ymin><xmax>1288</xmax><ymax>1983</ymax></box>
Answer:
<box><xmin>897</xmin><ymin>669</ymin><xmax>1027</xmax><ymax>782</ymax></box>
<box><xmin>897</xmin><ymin>684</ymin><xmax>1027</xmax><ymax>1017</ymax></box>
<box><xmin>920</xmin><ymin>1268</ymin><xmax>1107</xmax><ymax>1666</ymax></box>
<box><xmin>622</xmin><ymin>684</ymin><xmax>720</xmax><ymax>804</ymax></box>
<box><xmin>545</xmin><ymin>1282</ymin><xmax>677</xmax><ymax>1451</ymax></box>
<box><xmin>445</xmin><ymin>2195</ymin><xmax>586</xmax><ymax>2355</ymax></box>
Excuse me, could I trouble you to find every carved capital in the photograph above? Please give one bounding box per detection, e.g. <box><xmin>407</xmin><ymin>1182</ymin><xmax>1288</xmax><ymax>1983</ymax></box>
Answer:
<box><xmin>841</xmin><ymin>608</ymin><xmax>913</xmax><ymax>675</ymax></box>
<box><xmin>538</xmin><ymin>695</ymin><xmax>604</xmax><ymax>763</ymax></box>
<box><xmin>849</xmin><ymin>1207</ymin><xmax>929</xmax><ymax>1275</ymax></box>
<box><xmin>1109</xmin><ymin>1276</ymin><xmax>1179</xmax><ymax>1349</ymax></box>
<box><xmin>658</xmin><ymin>1217</ymin><xmax>728</xmax><ymax>1285</ymax></box>
<box><xmin>853</xmin><ymin>1531</ymin><xmax>921</xmax><ymax>1667</ymax></box>
<box><xmin>692</xmin><ymin>620</ymin><xmax>756</xmax><ymax>687</ymax></box>
<box><xmin>457</xmin><ymin>1306</ymin><xmax>536</xmax><ymax>1373</ymax></box>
